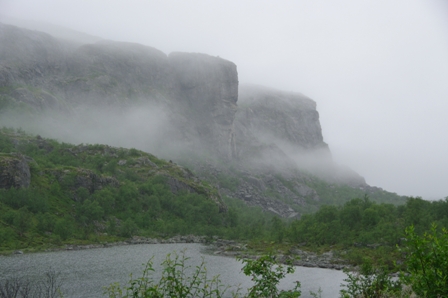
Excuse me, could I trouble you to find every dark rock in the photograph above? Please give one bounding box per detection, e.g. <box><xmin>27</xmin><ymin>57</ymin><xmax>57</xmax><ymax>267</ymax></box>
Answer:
<box><xmin>165</xmin><ymin>176</ymin><xmax>196</xmax><ymax>194</ymax></box>
<box><xmin>0</xmin><ymin>153</ymin><xmax>31</xmax><ymax>189</ymax></box>
<box><xmin>49</xmin><ymin>168</ymin><xmax>119</xmax><ymax>200</ymax></box>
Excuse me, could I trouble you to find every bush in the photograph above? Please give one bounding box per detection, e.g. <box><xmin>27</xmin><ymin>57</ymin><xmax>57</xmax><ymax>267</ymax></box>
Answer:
<box><xmin>119</xmin><ymin>218</ymin><xmax>138</xmax><ymax>238</ymax></box>
<box><xmin>241</xmin><ymin>254</ymin><xmax>301</xmax><ymax>298</ymax></box>
<box><xmin>54</xmin><ymin>218</ymin><xmax>74</xmax><ymax>241</ymax></box>
<box><xmin>399</xmin><ymin>224</ymin><xmax>448</xmax><ymax>297</ymax></box>
<box><xmin>105</xmin><ymin>251</ymin><xmax>301</xmax><ymax>298</ymax></box>
<box><xmin>105</xmin><ymin>250</ymin><xmax>234</xmax><ymax>298</ymax></box>
<box><xmin>339</xmin><ymin>261</ymin><xmax>402</xmax><ymax>298</ymax></box>
<box><xmin>0</xmin><ymin>269</ymin><xmax>63</xmax><ymax>298</ymax></box>
<box><xmin>341</xmin><ymin>224</ymin><xmax>448</xmax><ymax>297</ymax></box>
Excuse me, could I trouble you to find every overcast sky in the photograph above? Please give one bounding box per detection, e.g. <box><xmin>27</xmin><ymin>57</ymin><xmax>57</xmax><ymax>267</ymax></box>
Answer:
<box><xmin>1</xmin><ymin>0</ymin><xmax>448</xmax><ymax>199</ymax></box>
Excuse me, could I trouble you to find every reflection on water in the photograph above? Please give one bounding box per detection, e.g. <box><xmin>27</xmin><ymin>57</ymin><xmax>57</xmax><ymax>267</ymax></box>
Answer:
<box><xmin>0</xmin><ymin>243</ymin><xmax>346</xmax><ymax>297</ymax></box>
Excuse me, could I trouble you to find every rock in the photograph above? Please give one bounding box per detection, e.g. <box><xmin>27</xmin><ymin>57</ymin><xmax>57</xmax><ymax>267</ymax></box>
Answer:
<box><xmin>169</xmin><ymin>52</ymin><xmax>238</xmax><ymax>160</ymax></box>
<box><xmin>135</xmin><ymin>157</ymin><xmax>158</xmax><ymax>168</ymax></box>
<box><xmin>0</xmin><ymin>153</ymin><xmax>31</xmax><ymax>189</ymax></box>
<box><xmin>49</xmin><ymin>168</ymin><xmax>119</xmax><ymax>200</ymax></box>
<box><xmin>165</xmin><ymin>176</ymin><xmax>196</xmax><ymax>194</ymax></box>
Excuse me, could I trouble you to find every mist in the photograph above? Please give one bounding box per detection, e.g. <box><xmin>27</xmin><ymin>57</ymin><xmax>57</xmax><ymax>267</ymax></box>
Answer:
<box><xmin>1</xmin><ymin>0</ymin><xmax>448</xmax><ymax>199</ymax></box>
<box><xmin>0</xmin><ymin>103</ymin><xmax>190</xmax><ymax>161</ymax></box>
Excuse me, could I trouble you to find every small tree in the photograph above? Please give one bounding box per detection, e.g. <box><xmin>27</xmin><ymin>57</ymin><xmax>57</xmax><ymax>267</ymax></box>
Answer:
<box><xmin>339</xmin><ymin>261</ymin><xmax>402</xmax><ymax>298</ymax></box>
<box><xmin>399</xmin><ymin>224</ymin><xmax>448</xmax><ymax>297</ymax></box>
<box><xmin>240</xmin><ymin>254</ymin><xmax>301</xmax><ymax>298</ymax></box>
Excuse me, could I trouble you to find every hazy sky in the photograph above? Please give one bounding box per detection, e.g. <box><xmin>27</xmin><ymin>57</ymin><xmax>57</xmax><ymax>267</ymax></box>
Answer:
<box><xmin>1</xmin><ymin>0</ymin><xmax>448</xmax><ymax>199</ymax></box>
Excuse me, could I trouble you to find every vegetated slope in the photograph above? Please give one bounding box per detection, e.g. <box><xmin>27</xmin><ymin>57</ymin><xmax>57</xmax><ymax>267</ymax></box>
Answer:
<box><xmin>0</xmin><ymin>128</ymin><xmax>238</xmax><ymax>252</ymax></box>
<box><xmin>0</xmin><ymin>22</ymin><xmax>406</xmax><ymax>218</ymax></box>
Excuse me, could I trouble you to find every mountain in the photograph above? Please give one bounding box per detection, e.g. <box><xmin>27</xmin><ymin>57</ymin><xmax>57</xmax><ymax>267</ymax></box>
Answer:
<box><xmin>0</xmin><ymin>22</ymin><xmax>405</xmax><ymax>217</ymax></box>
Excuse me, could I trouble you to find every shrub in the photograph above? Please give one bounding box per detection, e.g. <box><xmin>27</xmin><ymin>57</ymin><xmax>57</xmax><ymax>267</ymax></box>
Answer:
<box><xmin>399</xmin><ymin>224</ymin><xmax>448</xmax><ymax>297</ymax></box>
<box><xmin>105</xmin><ymin>251</ymin><xmax>302</xmax><ymax>298</ymax></box>
<box><xmin>339</xmin><ymin>261</ymin><xmax>402</xmax><ymax>298</ymax></box>
<box><xmin>241</xmin><ymin>254</ymin><xmax>301</xmax><ymax>298</ymax></box>
<box><xmin>105</xmin><ymin>250</ymin><xmax>233</xmax><ymax>298</ymax></box>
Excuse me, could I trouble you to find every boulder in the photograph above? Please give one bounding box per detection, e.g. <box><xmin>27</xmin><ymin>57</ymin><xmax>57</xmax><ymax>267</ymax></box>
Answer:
<box><xmin>0</xmin><ymin>153</ymin><xmax>31</xmax><ymax>189</ymax></box>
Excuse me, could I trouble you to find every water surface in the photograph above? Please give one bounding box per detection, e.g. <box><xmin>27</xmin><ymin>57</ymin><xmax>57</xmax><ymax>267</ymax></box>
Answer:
<box><xmin>0</xmin><ymin>243</ymin><xmax>346</xmax><ymax>297</ymax></box>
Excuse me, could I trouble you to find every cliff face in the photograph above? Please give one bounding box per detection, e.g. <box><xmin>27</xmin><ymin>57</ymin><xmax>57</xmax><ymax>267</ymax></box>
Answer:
<box><xmin>0</xmin><ymin>23</ymin><xmax>237</xmax><ymax>160</ymax></box>
<box><xmin>235</xmin><ymin>84</ymin><xmax>332</xmax><ymax>172</ymax></box>
<box><xmin>169</xmin><ymin>52</ymin><xmax>238</xmax><ymax>160</ymax></box>
<box><xmin>237</xmin><ymin>84</ymin><xmax>328</xmax><ymax>151</ymax></box>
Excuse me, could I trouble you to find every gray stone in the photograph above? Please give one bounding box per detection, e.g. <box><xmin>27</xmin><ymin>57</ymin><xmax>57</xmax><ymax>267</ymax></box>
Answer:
<box><xmin>0</xmin><ymin>153</ymin><xmax>31</xmax><ymax>189</ymax></box>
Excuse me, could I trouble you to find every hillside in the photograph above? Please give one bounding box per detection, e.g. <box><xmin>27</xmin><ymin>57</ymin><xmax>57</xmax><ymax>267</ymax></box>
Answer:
<box><xmin>0</xmin><ymin>128</ymin><xmax>234</xmax><ymax>251</ymax></box>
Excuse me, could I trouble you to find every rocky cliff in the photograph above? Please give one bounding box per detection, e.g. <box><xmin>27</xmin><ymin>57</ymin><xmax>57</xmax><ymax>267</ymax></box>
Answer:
<box><xmin>0</xmin><ymin>23</ymin><xmax>237</xmax><ymax>161</ymax></box>
<box><xmin>234</xmin><ymin>84</ymin><xmax>332</xmax><ymax>173</ymax></box>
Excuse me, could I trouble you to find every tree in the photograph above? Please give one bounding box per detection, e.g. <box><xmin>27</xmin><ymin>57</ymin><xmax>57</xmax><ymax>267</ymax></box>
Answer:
<box><xmin>399</xmin><ymin>224</ymin><xmax>448</xmax><ymax>297</ymax></box>
<box><xmin>13</xmin><ymin>207</ymin><xmax>31</xmax><ymax>236</ymax></box>
<box><xmin>241</xmin><ymin>254</ymin><xmax>301</xmax><ymax>297</ymax></box>
<box><xmin>54</xmin><ymin>218</ymin><xmax>74</xmax><ymax>241</ymax></box>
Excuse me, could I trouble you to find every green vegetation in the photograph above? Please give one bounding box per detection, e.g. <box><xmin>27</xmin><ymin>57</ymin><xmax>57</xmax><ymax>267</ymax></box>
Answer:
<box><xmin>304</xmin><ymin>177</ymin><xmax>406</xmax><ymax>207</ymax></box>
<box><xmin>105</xmin><ymin>250</ymin><xmax>301</xmax><ymax>298</ymax></box>
<box><xmin>0</xmin><ymin>128</ymin><xmax>276</xmax><ymax>252</ymax></box>
<box><xmin>398</xmin><ymin>224</ymin><xmax>448</xmax><ymax>297</ymax></box>
<box><xmin>340</xmin><ymin>224</ymin><xmax>448</xmax><ymax>297</ymax></box>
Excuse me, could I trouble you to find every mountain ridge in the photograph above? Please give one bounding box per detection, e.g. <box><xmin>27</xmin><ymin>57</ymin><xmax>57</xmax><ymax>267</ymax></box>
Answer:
<box><xmin>0</xmin><ymin>22</ymin><xmax>406</xmax><ymax>216</ymax></box>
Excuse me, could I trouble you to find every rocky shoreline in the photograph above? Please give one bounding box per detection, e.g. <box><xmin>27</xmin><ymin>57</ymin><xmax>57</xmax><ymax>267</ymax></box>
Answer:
<box><xmin>18</xmin><ymin>235</ymin><xmax>348</xmax><ymax>271</ymax></box>
<box><xmin>207</xmin><ymin>239</ymin><xmax>348</xmax><ymax>270</ymax></box>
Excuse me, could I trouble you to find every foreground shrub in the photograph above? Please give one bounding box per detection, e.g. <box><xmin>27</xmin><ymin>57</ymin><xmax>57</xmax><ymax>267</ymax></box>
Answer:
<box><xmin>341</xmin><ymin>224</ymin><xmax>448</xmax><ymax>297</ymax></box>
<box><xmin>339</xmin><ymin>262</ymin><xmax>402</xmax><ymax>298</ymax></box>
<box><xmin>399</xmin><ymin>224</ymin><xmax>448</xmax><ymax>297</ymax></box>
<box><xmin>240</xmin><ymin>254</ymin><xmax>301</xmax><ymax>298</ymax></box>
<box><xmin>105</xmin><ymin>251</ymin><xmax>301</xmax><ymax>298</ymax></box>
<box><xmin>0</xmin><ymin>269</ymin><xmax>63</xmax><ymax>298</ymax></box>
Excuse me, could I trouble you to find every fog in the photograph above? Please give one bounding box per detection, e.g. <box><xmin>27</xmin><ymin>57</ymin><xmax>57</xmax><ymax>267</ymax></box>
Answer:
<box><xmin>0</xmin><ymin>103</ymin><xmax>198</xmax><ymax>161</ymax></box>
<box><xmin>1</xmin><ymin>0</ymin><xmax>448</xmax><ymax>199</ymax></box>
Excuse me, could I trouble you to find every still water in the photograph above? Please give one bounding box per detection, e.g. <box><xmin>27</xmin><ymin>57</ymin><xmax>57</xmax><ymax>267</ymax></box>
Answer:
<box><xmin>0</xmin><ymin>243</ymin><xmax>346</xmax><ymax>297</ymax></box>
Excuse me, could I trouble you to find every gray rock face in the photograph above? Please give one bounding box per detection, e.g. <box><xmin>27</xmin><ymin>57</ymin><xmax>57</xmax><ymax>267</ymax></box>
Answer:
<box><xmin>0</xmin><ymin>23</ymin><xmax>238</xmax><ymax>160</ymax></box>
<box><xmin>234</xmin><ymin>84</ymin><xmax>366</xmax><ymax>187</ymax></box>
<box><xmin>235</xmin><ymin>84</ymin><xmax>332</xmax><ymax>169</ymax></box>
<box><xmin>237</xmin><ymin>84</ymin><xmax>328</xmax><ymax>150</ymax></box>
<box><xmin>0</xmin><ymin>153</ymin><xmax>31</xmax><ymax>189</ymax></box>
<box><xmin>66</xmin><ymin>40</ymin><xmax>172</xmax><ymax>107</ymax></box>
<box><xmin>169</xmin><ymin>52</ymin><xmax>238</xmax><ymax>160</ymax></box>
<box><xmin>165</xmin><ymin>176</ymin><xmax>197</xmax><ymax>194</ymax></box>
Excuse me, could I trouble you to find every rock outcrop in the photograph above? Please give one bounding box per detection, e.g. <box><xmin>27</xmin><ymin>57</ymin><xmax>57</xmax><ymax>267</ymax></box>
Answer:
<box><xmin>49</xmin><ymin>168</ymin><xmax>119</xmax><ymax>201</ymax></box>
<box><xmin>0</xmin><ymin>153</ymin><xmax>31</xmax><ymax>189</ymax></box>
<box><xmin>235</xmin><ymin>84</ymin><xmax>366</xmax><ymax>187</ymax></box>
<box><xmin>237</xmin><ymin>84</ymin><xmax>329</xmax><ymax>151</ymax></box>
<box><xmin>235</xmin><ymin>84</ymin><xmax>332</xmax><ymax>172</ymax></box>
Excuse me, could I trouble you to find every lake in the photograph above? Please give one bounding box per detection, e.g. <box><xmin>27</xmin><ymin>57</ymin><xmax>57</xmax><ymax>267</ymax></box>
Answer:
<box><xmin>0</xmin><ymin>243</ymin><xmax>347</xmax><ymax>297</ymax></box>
